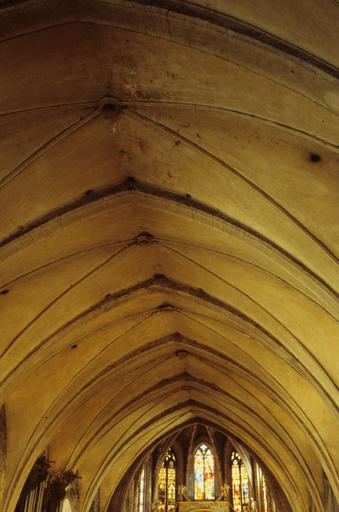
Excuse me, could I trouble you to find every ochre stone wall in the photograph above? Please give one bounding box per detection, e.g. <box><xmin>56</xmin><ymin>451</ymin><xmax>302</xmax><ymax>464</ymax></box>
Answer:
<box><xmin>0</xmin><ymin>2</ymin><xmax>338</xmax><ymax>512</ymax></box>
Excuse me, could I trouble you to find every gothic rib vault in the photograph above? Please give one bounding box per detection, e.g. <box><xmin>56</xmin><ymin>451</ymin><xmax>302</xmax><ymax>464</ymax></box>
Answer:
<box><xmin>0</xmin><ymin>1</ymin><xmax>338</xmax><ymax>511</ymax></box>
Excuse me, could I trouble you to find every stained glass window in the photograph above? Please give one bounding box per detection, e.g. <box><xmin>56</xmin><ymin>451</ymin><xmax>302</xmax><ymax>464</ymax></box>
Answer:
<box><xmin>158</xmin><ymin>448</ymin><xmax>176</xmax><ymax>512</ymax></box>
<box><xmin>194</xmin><ymin>443</ymin><xmax>215</xmax><ymax>500</ymax></box>
<box><xmin>135</xmin><ymin>467</ymin><xmax>145</xmax><ymax>512</ymax></box>
<box><xmin>231</xmin><ymin>451</ymin><xmax>249</xmax><ymax>511</ymax></box>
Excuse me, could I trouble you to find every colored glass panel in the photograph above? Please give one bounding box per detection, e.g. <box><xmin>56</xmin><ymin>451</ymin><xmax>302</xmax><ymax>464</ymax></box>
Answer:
<box><xmin>232</xmin><ymin>454</ymin><xmax>241</xmax><ymax>511</ymax></box>
<box><xmin>241</xmin><ymin>464</ymin><xmax>249</xmax><ymax>502</ymax></box>
<box><xmin>194</xmin><ymin>443</ymin><xmax>215</xmax><ymax>500</ymax></box>
<box><xmin>231</xmin><ymin>451</ymin><xmax>249</xmax><ymax>511</ymax></box>
<box><xmin>158</xmin><ymin>448</ymin><xmax>176</xmax><ymax>512</ymax></box>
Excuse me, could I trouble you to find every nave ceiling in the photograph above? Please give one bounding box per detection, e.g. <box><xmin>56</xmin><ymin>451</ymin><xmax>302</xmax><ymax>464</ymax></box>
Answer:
<box><xmin>0</xmin><ymin>1</ymin><xmax>338</xmax><ymax>511</ymax></box>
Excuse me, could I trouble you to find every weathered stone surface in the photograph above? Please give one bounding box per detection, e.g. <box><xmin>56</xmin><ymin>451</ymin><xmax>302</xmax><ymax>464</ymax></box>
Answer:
<box><xmin>0</xmin><ymin>2</ymin><xmax>338</xmax><ymax>512</ymax></box>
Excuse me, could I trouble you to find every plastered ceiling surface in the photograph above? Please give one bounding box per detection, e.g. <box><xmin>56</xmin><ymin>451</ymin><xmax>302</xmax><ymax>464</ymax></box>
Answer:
<box><xmin>0</xmin><ymin>1</ymin><xmax>338</xmax><ymax>511</ymax></box>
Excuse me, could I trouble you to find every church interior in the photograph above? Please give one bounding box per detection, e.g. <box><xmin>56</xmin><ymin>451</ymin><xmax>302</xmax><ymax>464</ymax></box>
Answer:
<box><xmin>0</xmin><ymin>1</ymin><xmax>338</xmax><ymax>511</ymax></box>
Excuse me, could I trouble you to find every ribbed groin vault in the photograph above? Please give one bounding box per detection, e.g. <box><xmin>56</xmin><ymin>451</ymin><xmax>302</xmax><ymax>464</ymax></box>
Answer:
<box><xmin>0</xmin><ymin>1</ymin><xmax>338</xmax><ymax>511</ymax></box>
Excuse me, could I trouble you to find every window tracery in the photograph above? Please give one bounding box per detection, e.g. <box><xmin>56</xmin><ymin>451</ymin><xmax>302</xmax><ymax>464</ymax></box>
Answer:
<box><xmin>125</xmin><ymin>430</ymin><xmax>279</xmax><ymax>512</ymax></box>
<box><xmin>231</xmin><ymin>451</ymin><xmax>249</xmax><ymax>511</ymax></box>
<box><xmin>194</xmin><ymin>443</ymin><xmax>215</xmax><ymax>500</ymax></box>
<box><xmin>158</xmin><ymin>448</ymin><xmax>176</xmax><ymax>512</ymax></box>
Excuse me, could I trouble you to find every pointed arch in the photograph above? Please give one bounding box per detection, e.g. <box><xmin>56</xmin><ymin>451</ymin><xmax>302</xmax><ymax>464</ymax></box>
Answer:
<box><xmin>158</xmin><ymin>447</ymin><xmax>176</xmax><ymax>512</ymax></box>
<box><xmin>231</xmin><ymin>451</ymin><xmax>249</xmax><ymax>511</ymax></box>
<box><xmin>194</xmin><ymin>443</ymin><xmax>215</xmax><ymax>500</ymax></box>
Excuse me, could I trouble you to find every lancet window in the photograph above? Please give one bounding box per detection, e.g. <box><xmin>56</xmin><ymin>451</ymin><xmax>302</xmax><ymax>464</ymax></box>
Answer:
<box><xmin>194</xmin><ymin>443</ymin><xmax>215</xmax><ymax>500</ymax></box>
<box><xmin>158</xmin><ymin>448</ymin><xmax>176</xmax><ymax>512</ymax></box>
<box><xmin>231</xmin><ymin>451</ymin><xmax>249</xmax><ymax>511</ymax></box>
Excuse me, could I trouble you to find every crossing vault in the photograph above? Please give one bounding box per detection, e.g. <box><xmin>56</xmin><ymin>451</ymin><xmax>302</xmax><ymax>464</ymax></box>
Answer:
<box><xmin>0</xmin><ymin>1</ymin><xmax>338</xmax><ymax>511</ymax></box>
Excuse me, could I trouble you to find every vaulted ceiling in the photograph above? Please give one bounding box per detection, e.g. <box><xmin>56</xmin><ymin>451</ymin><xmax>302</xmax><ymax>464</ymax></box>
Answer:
<box><xmin>0</xmin><ymin>1</ymin><xmax>338</xmax><ymax>511</ymax></box>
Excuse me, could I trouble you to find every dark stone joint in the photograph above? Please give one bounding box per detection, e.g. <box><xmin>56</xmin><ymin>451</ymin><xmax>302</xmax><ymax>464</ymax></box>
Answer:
<box><xmin>135</xmin><ymin>232</ymin><xmax>155</xmax><ymax>245</ymax></box>
<box><xmin>158</xmin><ymin>303</ymin><xmax>175</xmax><ymax>312</ymax></box>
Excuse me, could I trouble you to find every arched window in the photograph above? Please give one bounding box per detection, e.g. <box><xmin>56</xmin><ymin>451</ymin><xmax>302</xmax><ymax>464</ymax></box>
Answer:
<box><xmin>158</xmin><ymin>448</ymin><xmax>176</xmax><ymax>512</ymax></box>
<box><xmin>194</xmin><ymin>443</ymin><xmax>215</xmax><ymax>500</ymax></box>
<box><xmin>231</xmin><ymin>451</ymin><xmax>249</xmax><ymax>511</ymax></box>
<box><xmin>135</xmin><ymin>466</ymin><xmax>146</xmax><ymax>512</ymax></box>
